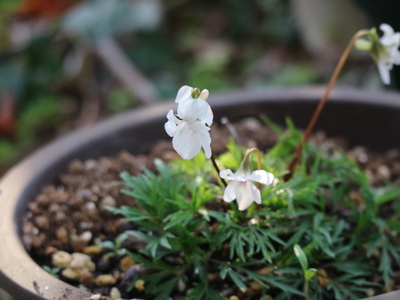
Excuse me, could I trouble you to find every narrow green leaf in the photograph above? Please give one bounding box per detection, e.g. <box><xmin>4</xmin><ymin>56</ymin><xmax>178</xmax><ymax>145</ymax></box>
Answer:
<box><xmin>293</xmin><ymin>244</ymin><xmax>308</xmax><ymax>273</ymax></box>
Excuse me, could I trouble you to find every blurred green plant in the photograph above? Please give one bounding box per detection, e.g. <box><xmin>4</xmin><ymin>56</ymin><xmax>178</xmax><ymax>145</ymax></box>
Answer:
<box><xmin>0</xmin><ymin>95</ymin><xmax>62</xmax><ymax>170</ymax></box>
<box><xmin>18</xmin><ymin>96</ymin><xmax>61</xmax><ymax>144</ymax></box>
<box><xmin>106</xmin><ymin>88</ymin><xmax>136</xmax><ymax>114</ymax></box>
<box><xmin>0</xmin><ymin>0</ymin><xmax>19</xmax><ymax>48</ymax></box>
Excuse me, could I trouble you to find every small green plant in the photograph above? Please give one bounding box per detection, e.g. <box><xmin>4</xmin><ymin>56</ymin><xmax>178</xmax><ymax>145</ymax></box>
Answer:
<box><xmin>108</xmin><ymin>116</ymin><xmax>400</xmax><ymax>299</ymax></box>
<box><xmin>294</xmin><ymin>244</ymin><xmax>317</xmax><ymax>300</ymax></box>
<box><xmin>99</xmin><ymin>231</ymin><xmax>130</xmax><ymax>258</ymax></box>
<box><xmin>107</xmin><ymin>23</ymin><xmax>400</xmax><ymax>299</ymax></box>
<box><xmin>42</xmin><ymin>265</ymin><xmax>60</xmax><ymax>278</ymax></box>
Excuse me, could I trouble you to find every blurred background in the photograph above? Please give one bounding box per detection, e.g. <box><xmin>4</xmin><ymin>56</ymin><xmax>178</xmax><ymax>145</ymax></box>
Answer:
<box><xmin>0</xmin><ymin>0</ymin><xmax>398</xmax><ymax>178</ymax></box>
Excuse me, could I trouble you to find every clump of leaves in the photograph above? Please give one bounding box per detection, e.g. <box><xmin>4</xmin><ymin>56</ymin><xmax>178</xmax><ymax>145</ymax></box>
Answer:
<box><xmin>109</xmin><ymin>120</ymin><xmax>400</xmax><ymax>300</ymax></box>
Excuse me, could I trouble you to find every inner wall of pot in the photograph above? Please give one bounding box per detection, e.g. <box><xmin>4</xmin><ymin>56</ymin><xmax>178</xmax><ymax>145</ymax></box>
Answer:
<box><xmin>17</xmin><ymin>96</ymin><xmax>400</xmax><ymax>230</ymax></box>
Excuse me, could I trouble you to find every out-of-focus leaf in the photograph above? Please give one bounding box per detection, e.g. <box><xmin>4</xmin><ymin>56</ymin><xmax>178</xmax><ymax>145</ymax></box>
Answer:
<box><xmin>294</xmin><ymin>244</ymin><xmax>308</xmax><ymax>273</ymax></box>
<box><xmin>62</xmin><ymin>0</ymin><xmax>162</xmax><ymax>41</ymax></box>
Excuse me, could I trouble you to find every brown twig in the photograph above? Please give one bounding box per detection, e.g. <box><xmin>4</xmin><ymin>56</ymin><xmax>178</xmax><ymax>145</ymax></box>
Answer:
<box><xmin>284</xmin><ymin>30</ymin><xmax>370</xmax><ymax>181</ymax></box>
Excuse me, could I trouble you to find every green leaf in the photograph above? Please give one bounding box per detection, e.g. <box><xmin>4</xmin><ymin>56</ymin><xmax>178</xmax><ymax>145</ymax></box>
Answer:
<box><xmin>228</xmin><ymin>269</ymin><xmax>247</xmax><ymax>291</ymax></box>
<box><xmin>305</xmin><ymin>268</ymin><xmax>317</xmax><ymax>281</ymax></box>
<box><xmin>293</xmin><ymin>244</ymin><xmax>308</xmax><ymax>273</ymax></box>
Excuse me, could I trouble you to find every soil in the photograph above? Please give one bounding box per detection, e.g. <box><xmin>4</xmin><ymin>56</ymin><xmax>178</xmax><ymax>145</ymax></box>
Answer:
<box><xmin>22</xmin><ymin>118</ymin><xmax>400</xmax><ymax>300</ymax></box>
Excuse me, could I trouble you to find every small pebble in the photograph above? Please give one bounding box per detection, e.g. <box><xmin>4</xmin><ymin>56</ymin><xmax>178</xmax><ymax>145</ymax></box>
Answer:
<box><xmin>32</xmin><ymin>233</ymin><xmax>46</xmax><ymax>248</ymax></box>
<box><xmin>80</xmin><ymin>271</ymin><xmax>96</xmax><ymax>285</ymax></box>
<box><xmin>56</xmin><ymin>227</ymin><xmax>69</xmax><ymax>244</ymax></box>
<box><xmin>95</xmin><ymin>274</ymin><xmax>117</xmax><ymax>286</ymax></box>
<box><xmin>85</xmin><ymin>202</ymin><xmax>97</xmax><ymax>216</ymax></box>
<box><xmin>48</xmin><ymin>203</ymin><xmax>60</xmax><ymax>214</ymax></box>
<box><xmin>36</xmin><ymin>194</ymin><xmax>50</xmax><ymax>207</ymax></box>
<box><xmin>377</xmin><ymin>165</ymin><xmax>391</xmax><ymax>181</ymax></box>
<box><xmin>100</xmin><ymin>196</ymin><xmax>116</xmax><ymax>210</ymax></box>
<box><xmin>70</xmin><ymin>255</ymin><xmax>86</xmax><ymax>269</ymax></box>
<box><xmin>34</xmin><ymin>215</ymin><xmax>49</xmax><ymax>230</ymax></box>
<box><xmin>71</xmin><ymin>253</ymin><xmax>96</xmax><ymax>272</ymax></box>
<box><xmin>135</xmin><ymin>279</ymin><xmax>145</xmax><ymax>292</ymax></box>
<box><xmin>68</xmin><ymin>159</ymin><xmax>84</xmax><ymax>174</ymax></box>
<box><xmin>52</xmin><ymin>251</ymin><xmax>72</xmax><ymax>268</ymax></box>
<box><xmin>249</xmin><ymin>281</ymin><xmax>263</xmax><ymax>291</ymax></box>
<box><xmin>83</xmin><ymin>245</ymin><xmax>103</xmax><ymax>255</ymax></box>
<box><xmin>110</xmin><ymin>287</ymin><xmax>121</xmax><ymax>299</ymax></box>
<box><xmin>112</xmin><ymin>269</ymin><xmax>121</xmax><ymax>281</ymax></box>
<box><xmin>72</xmin><ymin>231</ymin><xmax>93</xmax><ymax>252</ymax></box>
<box><xmin>96</xmin><ymin>258</ymin><xmax>112</xmax><ymax>273</ymax></box>
<box><xmin>62</xmin><ymin>268</ymin><xmax>82</xmax><ymax>281</ymax></box>
<box><xmin>80</xmin><ymin>231</ymin><xmax>93</xmax><ymax>243</ymax></box>
<box><xmin>84</xmin><ymin>159</ymin><xmax>98</xmax><ymax>170</ymax></box>
<box><xmin>44</xmin><ymin>246</ymin><xmax>58</xmax><ymax>256</ymax></box>
<box><xmin>119</xmin><ymin>256</ymin><xmax>136</xmax><ymax>272</ymax></box>
<box><xmin>55</xmin><ymin>211</ymin><xmax>67</xmax><ymax>223</ymax></box>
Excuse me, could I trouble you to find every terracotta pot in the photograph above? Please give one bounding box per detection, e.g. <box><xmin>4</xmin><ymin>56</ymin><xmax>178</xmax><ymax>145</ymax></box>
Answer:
<box><xmin>0</xmin><ymin>87</ymin><xmax>400</xmax><ymax>300</ymax></box>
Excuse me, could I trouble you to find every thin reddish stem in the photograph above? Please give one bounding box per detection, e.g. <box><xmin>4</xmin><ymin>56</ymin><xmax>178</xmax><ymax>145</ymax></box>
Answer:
<box><xmin>284</xmin><ymin>30</ymin><xmax>370</xmax><ymax>181</ymax></box>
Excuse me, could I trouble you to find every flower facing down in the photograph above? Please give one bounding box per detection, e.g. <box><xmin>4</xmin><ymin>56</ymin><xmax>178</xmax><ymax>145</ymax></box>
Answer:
<box><xmin>356</xmin><ymin>23</ymin><xmax>400</xmax><ymax>85</ymax></box>
<box><xmin>375</xmin><ymin>24</ymin><xmax>400</xmax><ymax>85</ymax></box>
<box><xmin>165</xmin><ymin>86</ymin><xmax>213</xmax><ymax>160</ymax></box>
<box><xmin>220</xmin><ymin>168</ymin><xmax>274</xmax><ymax>211</ymax></box>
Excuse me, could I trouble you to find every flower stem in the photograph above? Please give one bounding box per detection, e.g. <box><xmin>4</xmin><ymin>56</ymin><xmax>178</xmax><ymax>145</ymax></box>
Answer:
<box><xmin>211</xmin><ymin>154</ymin><xmax>227</xmax><ymax>187</ymax></box>
<box><xmin>304</xmin><ymin>280</ymin><xmax>309</xmax><ymax>300</ymax></box>
<box><xmin>284</xmin><ymin>29</ymin><xmax>370</xmax><ymax>181</ymax></box>
<box><xmin>245</xmin><ymin>148</ymin><xmax>263</xmax><ymax>190</ymax></box>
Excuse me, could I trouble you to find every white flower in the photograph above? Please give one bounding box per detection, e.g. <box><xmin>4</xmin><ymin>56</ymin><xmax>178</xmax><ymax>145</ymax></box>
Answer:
<box><xmin>165</xmin><ymin>86</ymin><xmax>213</xmax><ymax>160</ymax></box>
<box><xmin>376</xmin><ymin>24</ymin><xmax>400</xmax><ymax>85</ymax></box>
<box><xmin>220</xmin><ymin>168</ymin><xmax>274</xmax><ymax>211</ymax></box>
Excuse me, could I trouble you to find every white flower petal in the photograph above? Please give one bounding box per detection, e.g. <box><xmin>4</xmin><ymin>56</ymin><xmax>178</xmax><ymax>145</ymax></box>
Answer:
<box><xmin>165</xmin><ymin>110</ymin><xmax>179</xmax><ymax>137</ymax></box>
<box><xmin>250</xmin><ymin>183</ymin><xmax>262</xmax><ymax>204</ymax></box>
<box><xmin>178</xmin><ymin>98</ymin><xmax>213</xmax><ymax>125</ymax></box>
<box><xmin>220</xmin><ymin>169</ymin><xmax>234</xmax><ymax>180</ymax></box>
<box><xmin>175</xmin><ymin>85</ymin><xmax>192</xmax><ymax>103</ymax></box>
<box><xmin>202</xmin><ymin>105</ymin><xmax>213</xmax><ymax>127</ymax></box>
<box><xmin>248</xmin><ymin>170</ymin><xmax>275</xmax><ymax>185</ymax></box>
<box><xmin>376</xmin><ymin>23</ymin><xmax>400</xmax><ymax>85</ymax></box>
<box><xmin>223</xmin><ymin>181</ymin><xmax>237</xmax><ymax>203</ymax></box>
<box><xmin>197</xmin><ymin>127</ymin><xmax>212</xmax><ymax>159</ymax></box>
<box><xmin>199</xmin><ymin>89</ymin><xmax>209</xmax><ymax>100</ymax></box>
<box><xmin>380</xmin><ymin>23</ymin><xmax>396</xmax><ymax>45</ymax></box>
<box><xmin>172</xmin><ymin>123</ymin><xmax>202</xmax><ymax>160</ymax></box>
<box><xmin>235</xmin><ymin>181</ymin><xmax>258</xmax><ymax>211</ymax></box>
<box><xmin>378</xmin><ymin>60</ymin><xmax>392</xmax><ymax>85</ymax></box>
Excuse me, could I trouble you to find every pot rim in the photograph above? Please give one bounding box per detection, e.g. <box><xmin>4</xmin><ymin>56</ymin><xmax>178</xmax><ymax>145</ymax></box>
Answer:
<box><xmin>0</xmin><ymin>86</ymin><xmax>400</xmax><ymax>300</ymax></box>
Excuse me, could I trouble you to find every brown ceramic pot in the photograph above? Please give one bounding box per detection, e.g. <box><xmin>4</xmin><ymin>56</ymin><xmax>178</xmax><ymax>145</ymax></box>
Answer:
<box><xmin>0</xmin><ymin>87</ymin><xmax>400</xmax><ymax>300</ymax></box>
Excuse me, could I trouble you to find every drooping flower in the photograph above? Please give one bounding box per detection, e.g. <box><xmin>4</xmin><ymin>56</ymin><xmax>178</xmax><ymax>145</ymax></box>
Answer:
<box><xmin>165</xmin><ymin>86</ymin><xmax>213</xmax><ymax>160</ymax></box>
<box><xmin>376</xmin><ymin>24</ymin><xmax>400</xmax><ymax>85</ymax></box>
<box><xmin>220</xmin><ymin>169</ymin><xmax>274</xmax><ymax>211</ymax></box>
<box><xmin>356</xmin><ymin>23</ymin><xmax>400</xmax><ymax>85</ymax></box>
<box><xmin>219</xmin><ymin>148</ymin><xmax>274</xmax><ymax>211</ymax></box>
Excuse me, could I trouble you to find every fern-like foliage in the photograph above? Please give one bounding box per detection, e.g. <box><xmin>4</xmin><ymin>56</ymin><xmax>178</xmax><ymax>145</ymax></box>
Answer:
<box><xmin>108</xmin><ymin>120</ymin><xmax>400</xmax><ymax>299</ymax></box>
